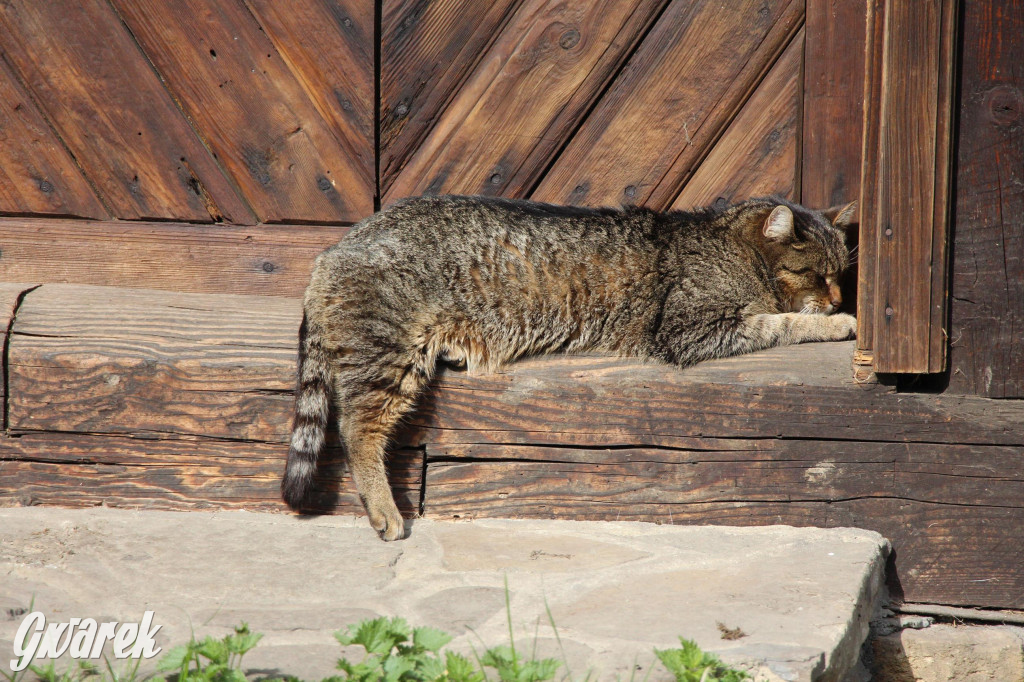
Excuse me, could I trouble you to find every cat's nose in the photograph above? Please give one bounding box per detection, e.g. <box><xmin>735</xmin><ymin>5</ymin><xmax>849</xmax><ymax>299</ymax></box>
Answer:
<box><xmin>829</xmin><ymin>283</ymin><xmax>842</xmax><ymax>307</ymax></box>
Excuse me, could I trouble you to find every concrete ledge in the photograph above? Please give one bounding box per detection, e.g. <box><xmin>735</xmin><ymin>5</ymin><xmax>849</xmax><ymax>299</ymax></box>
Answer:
<box><xmin>0</xmin><ymin>507</ymin><xmax>888</xmax><ymax>681</ymax></box>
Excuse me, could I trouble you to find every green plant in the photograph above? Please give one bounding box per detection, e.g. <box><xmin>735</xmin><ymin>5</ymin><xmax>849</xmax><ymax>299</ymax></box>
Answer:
<box><xmin>333</xmin><ymin>616</ymin><xmax>480</xmax><ymax>682</ymax></box>
<box><xmin>154</xmin><ymin>622</ymin><xmax>262</xmax><ymax>682</ymax></box>
<box><xmin>5</xmin><ymin>616</ymin><xmax>752</xmax><ymax>682</ymax></box>
<box><xmin>654</xmin><ymin>639</ymin><xmax>750</xmax><ymax>682</ymax></box>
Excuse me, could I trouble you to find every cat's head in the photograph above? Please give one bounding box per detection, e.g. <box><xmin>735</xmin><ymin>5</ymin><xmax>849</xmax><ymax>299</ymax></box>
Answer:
<box><xmin>753</xmin><ymin>199</ymin><xmax>857</xmax><ymax>314</ymax></box>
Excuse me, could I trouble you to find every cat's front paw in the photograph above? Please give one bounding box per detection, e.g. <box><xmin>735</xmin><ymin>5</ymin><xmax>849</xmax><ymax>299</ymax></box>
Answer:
<box><xmin>830</xmin><ymin>313</ymin><xmax>857</xmax><ymax>340</ymax></box>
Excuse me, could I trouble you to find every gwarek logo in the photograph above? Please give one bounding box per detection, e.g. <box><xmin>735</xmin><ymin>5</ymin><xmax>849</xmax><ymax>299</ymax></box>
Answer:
<box><xmin>9</xmin><ymin>612</ymin><xmax>162</xmax><ymax>672</ymax></box>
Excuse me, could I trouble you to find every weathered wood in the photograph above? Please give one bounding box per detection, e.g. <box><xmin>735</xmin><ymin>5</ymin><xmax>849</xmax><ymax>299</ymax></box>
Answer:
<box><xmin>0</xmin><ymin>0</ymin><xmax>253</xmax><ymax>223</ymax></box>
<box><xmin>862</xmin><ymin>0</ymin><xmax>958</xmax><ymax>373</ymax></box>
<box><xmin>425</xmin><ymin>440</ymin><xmax>1024</xmax><ymax>509</ymax></box>
<box><xmin>7</xmin><ymin>285</ymin><xmax>301</xmax><ymax>442</ymax></box>
<box><xmin>856</xmin><ymin>0</ymin><xmax>886</xmax><ymax>360</ymax></box>
<box><xmin>381</xmin><ymin>0</ymin><xmax>524</xmax><ymax>196</ymax></box>
<box><xmin>383</xmin><ymin>0</ymin><xmax>666</xmax><ymax>202</ymax></box>
<box><xmin>0</xmin><ymin>59</ymin><xmax>108</xmax><ymax>219</ymax></box>
<box><xmin>801</xmin><ymin>0</ymin><xmax>866</xmax><ymax>209</ymax></box>
<box><xmin>947</xmin><ymin>2</ymin><xmax>1024</xmax><ymax>397</ymax></box>
<box><xmin>671</xmin><ymin>28</ymin><xmax>801</xmax><ymax>210</ymax></box>
<box><xmin>5</xmin><ymin>282</ymin><xmax>1024</xmax><ymax>607</ymax></box>
<box><xmin>407</xmin><ymin>346</ymin><xmax>1024</xmax><ymax>449</ymax></box>
<box><xmin>532</xmin><ymin>0</ymin><xmax>802</xmax><ymax>209</ymax></box>
<box><xmin>423</xmin><ymin>441</ymin><xmax>1024</xmax><ymax>608</ymax></box>
<box><xmin>0</xmin><ymin>432</ymin><xmax>422</xmax><ymax>516</ymax></box>
<box><xmin>0</xmin><ymin>283</ymin><xmax>38</xmax><ymax>427</ymax></box>
<box><xmin>244</xmin><ymin>0</ymin><xmax>375</xmax><ymax>185</ymax></box>
<box><xmin>0</xmin><ymin>218</ymin><xmax>344</xmax><ymax>298</ymax></box>
<box><xmin>109</xmin><ymin>0</ymin><xmax>372</xmax><ymax>223</ymax></box>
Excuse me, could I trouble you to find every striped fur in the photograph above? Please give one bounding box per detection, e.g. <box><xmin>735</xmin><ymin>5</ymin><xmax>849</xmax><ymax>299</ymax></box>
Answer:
<box><xmin>282</xmin><ymin>194</ymin><xmax>857</xmax><ymax>541</ymax></box>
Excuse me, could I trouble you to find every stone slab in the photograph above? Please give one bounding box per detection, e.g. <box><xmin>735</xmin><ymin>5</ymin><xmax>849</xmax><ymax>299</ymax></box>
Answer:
<box><xmin>0</xmin><ymin>508</ymin><xmax>889</xmax><ymax>681</ymax></box>
<box><xmin>871</xmin><ymin>623</ymin><xmax>1024</xmax><ymax>681</ymax></box>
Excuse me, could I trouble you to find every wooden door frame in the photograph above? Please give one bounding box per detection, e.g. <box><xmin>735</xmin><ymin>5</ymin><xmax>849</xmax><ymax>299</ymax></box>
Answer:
<box><xmin>857</xmin><ymin>0</ymin><xmax>960</xmax><ymax>375</ymax></box>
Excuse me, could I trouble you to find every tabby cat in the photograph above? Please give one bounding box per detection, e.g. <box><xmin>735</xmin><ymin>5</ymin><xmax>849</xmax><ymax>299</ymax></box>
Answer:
<box><xmin>282</xmin><ymin>195</ymin><xmax>857</xmax><ymax>540</ymax></box>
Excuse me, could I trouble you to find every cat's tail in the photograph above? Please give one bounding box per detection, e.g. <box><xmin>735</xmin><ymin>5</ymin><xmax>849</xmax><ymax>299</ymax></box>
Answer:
<box><xmin>282</xmin><ymin>313</ymin><xmax>332</xmax><ymax>509</ymax></box>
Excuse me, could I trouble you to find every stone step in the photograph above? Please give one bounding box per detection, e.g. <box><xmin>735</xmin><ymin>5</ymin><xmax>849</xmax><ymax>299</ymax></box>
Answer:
<box><xmin>0</xmin><ymin>507</ymin><xmax>889</xmax><ymax>682</ymax></box>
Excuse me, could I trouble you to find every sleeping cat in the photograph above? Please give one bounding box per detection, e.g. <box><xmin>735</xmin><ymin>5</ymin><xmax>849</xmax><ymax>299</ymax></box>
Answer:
<box><xmin>282</xmin><ymin>194</ymin><xmax>857</xmax><ymax>540</ymax></box>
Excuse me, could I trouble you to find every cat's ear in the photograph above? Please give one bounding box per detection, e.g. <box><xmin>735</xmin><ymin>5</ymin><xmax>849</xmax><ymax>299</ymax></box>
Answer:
<box><xmin>762</xmin><ymin>205</ymin><xmax>795</xmax><ymax>243</ymax></box>
<box><xmin>823</xmin><ymin>201</ymin><xmax>858</xmax><ymax>228</ymax></box>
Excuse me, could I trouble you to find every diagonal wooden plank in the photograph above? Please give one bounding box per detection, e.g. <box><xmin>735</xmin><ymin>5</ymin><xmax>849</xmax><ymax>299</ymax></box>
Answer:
<box><xmin>380</xmin><ymin>0</ymin><xmax>524</xmax><ymax>198</ymax></box>
<box><xmin>671</xmin><ymin>28</ymin><xmax>803</xmax><ymax>210</ymax></box>
<box><xmin>110</xmin><ymin>0</ymin><xmax>373</xmax><ymax>223</ymax></box>
<box><xmin>532</xmin><ymin>0</ymin><xmax>803</xmax><ymax>210</ymax></box>
<box><xmin>0</xmin><ymin>59</ymin><xmax>108</xmax><ymax>219</ymax></box>
<box><xmin>801</xmin><ymin>0</ymin><xmax>867</xmax><ymax>209</ymax></box>
<box><xmin>244</xmin><ymin>0</ymin><xmax>374</xmax><ymax>187</ymax></box>
<box><xmin>0</xmin><ymin>0</ymin><xmax>254</xmax><ymax>223</ymax></box>
<box><xmin>383</xmin><ymin>0</ymin><xmax>666</xmax><ymax>203</ymax></box>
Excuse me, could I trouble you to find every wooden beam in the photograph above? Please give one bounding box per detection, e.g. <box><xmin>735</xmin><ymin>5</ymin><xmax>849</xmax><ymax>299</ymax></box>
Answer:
<box><xmin>0</xmin><ymin>218</ymin><xmax>345</xmax><ymax>298</ymax></box>
<box><xmin>0</xmin><ymin>432</ymin><xmax>422</xmax><ymax>516</ymax></box>
<box><xmin>861</xmin><ymin>0</ymin><xmax>958</xmax><ymax>373</ymax></box>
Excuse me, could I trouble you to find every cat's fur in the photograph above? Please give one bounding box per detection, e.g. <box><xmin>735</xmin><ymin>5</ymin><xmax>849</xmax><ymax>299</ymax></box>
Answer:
<box><xmin>282</xmin><ymin>194</ymin><xmax>857</xmax><ymax>540</ymax></box>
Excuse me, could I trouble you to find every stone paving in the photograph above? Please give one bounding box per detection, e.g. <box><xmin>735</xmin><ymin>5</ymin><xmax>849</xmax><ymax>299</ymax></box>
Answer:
<box><xmin>0</xmin><ymin>508</ymin><xmax>889</xmax><ymax>681</ymax></box>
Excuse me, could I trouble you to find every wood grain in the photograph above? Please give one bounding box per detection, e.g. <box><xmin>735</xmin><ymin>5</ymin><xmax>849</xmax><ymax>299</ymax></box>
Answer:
<box><xmin>671</xmin><ymin>28</ymin><xmax>802</xmax><ymax>210</ymax></box>
<box><xmin>0</xmin><ymin>432</ymin><xmax>422</xmax><ymax>516</ymax></box>
<box><xmin>0</xmin><ymin>59</ymin><xmax>108</xmax><ymax>219</ymax></box>
<box><xmin>383</xmin><ymin>0</ymin><xmax>666</xmax><ymax>202</ymax></box>
<box><xmin>856</xmin><ymin>0</ymin><xmax>886</xmax><ymax>360</ymax></box>
<box><xmin>800</xmin><ymin>0</ymin><xmax>866</xmax><ymax>209</ymax></box>
<box><xmin>408</xmin><ymin>347</ymin><xmax>1024</xmax><ymax>449</ymax></box>
<box><xmin>532</xmin><ymin>0</ymin><xmax>802</xmax><ymax>209</ymax></box>
<box><xmin>381</xmin><ymin>0</ymin><xmax>524</xmax><ymax>196</ymax></box>
<box><xmin>0</xmin><ymin>218</ymin><xmax>345</xmax><ymax>298</ymax></box>
<box><xmin>110</xmin><ymin>0</ymin><xmax>372</xmax><ymax>223</ymax></box>
<box><xmin>244</xmin><ymin>0</ymin><xmax>375</xmax><ymax>185</ymax></box>
<box><xmin>7</xmin><ymin>285</ymin><xmax>301</xmax><ymax>442</ymax></box>
<box><xmin>0</xmin><ymin>0</ymin><xmax>253</xmax><ymax>223</ymax></box>
<box><xmin>0</xmin><ymin>283</ymin><xmax>38</xmax><ymax>424</ymax></box>
<box><xmin>947</xmin><ymin>1</ymin><xmax>1024</xmax><ymax>397</ymax></box>
<box><xmin>864</xmin><ymin>0</ymin><xmax>957</xmax><ymax>373</ymax></box>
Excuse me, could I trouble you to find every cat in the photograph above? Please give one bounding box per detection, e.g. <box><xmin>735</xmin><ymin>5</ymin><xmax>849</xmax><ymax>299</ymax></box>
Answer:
<box><xmin>281</xmin><ymin>194</ymin><xmax>857</xmax><ymax>540</ymax></box>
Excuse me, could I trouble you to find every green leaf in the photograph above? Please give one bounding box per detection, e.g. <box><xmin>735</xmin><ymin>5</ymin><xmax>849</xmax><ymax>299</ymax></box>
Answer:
<box><xmin>195</xmin><ymin>637</ymin><xmax>230</xmax><ymax>665</ymax></box>
<box><xmin>335</xmin><ymin>617</ymin><xmax>409</xmax><ymax>656</ymax></box>
<box><xmin>156</xmin><ymin>645</ymin><xmax>193</xmax><ymax>672</ymax></box>
<box><xmin>412</xmin><ymin>627</ymin><xmax>452</xmax><ymax>654</ymax></box>
<box><xmin>381</xmin><ymin>655</ymin><xmax>414</xmax><ymax>682</ymax></box>
<box><xmin>444</xmin><ymin>653</ymin><xmax>485</xmax><ymax>682</ymax></box>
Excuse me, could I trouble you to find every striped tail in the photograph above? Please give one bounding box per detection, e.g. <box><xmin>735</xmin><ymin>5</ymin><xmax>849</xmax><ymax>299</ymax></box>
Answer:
<box><xmin>282</xmin><ymin>313</ymin><xmax>332</xmax><ymax>509</ymax></box>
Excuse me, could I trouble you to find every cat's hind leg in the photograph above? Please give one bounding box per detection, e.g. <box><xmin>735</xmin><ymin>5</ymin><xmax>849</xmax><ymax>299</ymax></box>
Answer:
<box><xmin>335</xmin><ymin>347</ymin><xmax>434</xmax><ymax>541</ymax></box>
